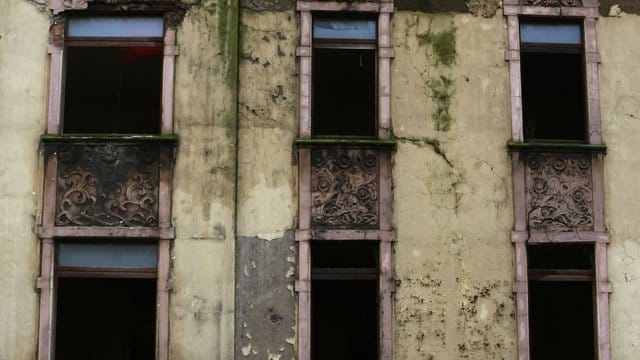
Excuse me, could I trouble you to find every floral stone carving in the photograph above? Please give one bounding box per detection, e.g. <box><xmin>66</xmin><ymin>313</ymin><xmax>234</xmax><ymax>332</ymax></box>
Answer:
<box><xmin>526</xmin><ymin>153</ymin><xmax>593</xmax><ymax>231</ymax></box>
<box><xmin>55</xmin><ymin>143</ymin><xmax>163</xmax><ymax>227</ymax></box>
<box><xmin>521</xmin><ymin>0</ymin><xmax>582</xmax><ymax>6</ymax></box>
<box><xmin>311</xmin><ymin>148</ymin><xmax>379</xmax><ymax>229</ymax></box>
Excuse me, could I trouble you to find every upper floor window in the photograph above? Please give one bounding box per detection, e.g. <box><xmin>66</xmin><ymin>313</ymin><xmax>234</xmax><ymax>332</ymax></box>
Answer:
<box><xmin>520</xmin><ymin>20</ymin><xmax>586</xmax><ymax>141</ymax></box>
<box><xmin>63</xmin><ymin>16</ymin><xmax>164</xmax><ymax>134</ymax></box>
<box><xmin>312</xmin><ymin>17</ymin><xmax>377</xmax><ymax>137</ymax></box>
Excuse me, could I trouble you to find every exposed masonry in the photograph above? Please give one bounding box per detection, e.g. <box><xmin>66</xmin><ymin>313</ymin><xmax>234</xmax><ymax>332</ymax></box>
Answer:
<box><xmin>396</xmin><ymin>0</ymin><xmax>469</xmax><ymax>12</ymax></box>
<box><xmin>240</xmin><ymin>0</ymin><xmax>296</xmax><ymax>11</ymax></box>
<box><xmin>599</xmin><ymin>0</ymin><xmax>640</xmax><ymax>15</ymax></box>
<box><xmin>239</xmin><ymin>0</ymin><xmax>640</xmax><ymax>16</ymax></box>
<box><xmin>235</xmin><ymin>232</ymin><xmax>296</xmax><ymax>360</ymax></box>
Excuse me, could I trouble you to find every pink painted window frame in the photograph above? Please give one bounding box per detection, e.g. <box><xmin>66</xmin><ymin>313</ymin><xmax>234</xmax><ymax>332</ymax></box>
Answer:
<box><xmin>504</xmin><ymin>1</ymin><xmax>611</xmax><ymax>359</ymax></box>
<box><xmin>36</xmin><ymin>8</ymin><xmax>180</xmax><ymax>360</ymax></box>
<box><xmin>295</xmin><ymin>2</ymin><xmax>395</xmax><ymax>360</ymax></box>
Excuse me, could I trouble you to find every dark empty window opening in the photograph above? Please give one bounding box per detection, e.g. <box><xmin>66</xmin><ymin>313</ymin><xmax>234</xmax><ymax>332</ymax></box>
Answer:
<box><xmin>312</xmin><ymin>17</ymin><xmax>377</xmax><ymax>137</ymax></box>
<box><xmin>55</xmin><ymin>278</ymin><xmax>156</xmax><ymax>360</ymax></box>
<box><xmin>54</xmin><ymin>240</ymin><xmax>158</xmax><ymax>359</ymax></box>
<box><xmin>520</xmin><ymin>20</ymin><xmax>586</xmax><ymax>141</ymax></box>
<box><xmin>311</xmin><ymin>241</ymin><xmax>379</xmax><ymax>360</ymax></box>
<box><xmin>63</xmin><ymin>17</ymin><xmax>163</xmax><ymax>134</ymax></box>
<box><xmin>528</xmin><ymin>244</ymin><xmax>595</xmax><ymax>360</ymax></box>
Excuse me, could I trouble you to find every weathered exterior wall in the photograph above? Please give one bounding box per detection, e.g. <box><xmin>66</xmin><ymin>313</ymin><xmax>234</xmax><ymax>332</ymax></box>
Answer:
<box><xmin>170</xmin><ymin>1</ymin><xmax>238</xmax><ymax>359</ymax></box>
<box><xmin>0</xmin><ymin>1</ymin><xmax>49</xmax><ymax>358</ymax></box>
<box><xmin>599</xmin><ymin>12</ymin><xmax>640</xmax><ymax>359</ymax></box>
<box><xmin>391</xmin><ymin>12</ymin><xmax>516</xmax><ymax>359</ymax></box>
<box><xmin>235</xmin><ymin>8</ymin><xmax>298</xmax><ymax>359</ymax></box>
<box><xmin>2</xmin><ymin>2</ymin><xmax>640</xmax><ymax>359</ymax></box>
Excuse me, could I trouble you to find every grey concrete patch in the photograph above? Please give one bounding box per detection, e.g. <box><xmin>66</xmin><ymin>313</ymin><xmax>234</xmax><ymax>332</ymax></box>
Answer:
<box><xmin>235</xmin><ymin>231</ymin><xmax>296</xmax><ymax>359</ymax></box>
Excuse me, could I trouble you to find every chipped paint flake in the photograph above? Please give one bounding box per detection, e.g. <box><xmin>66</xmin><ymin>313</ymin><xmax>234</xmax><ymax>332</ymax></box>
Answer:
<box><xmin>241</xmin><ymin>343</ymin><xmax>253</xmax><ymax>356</ymax></box>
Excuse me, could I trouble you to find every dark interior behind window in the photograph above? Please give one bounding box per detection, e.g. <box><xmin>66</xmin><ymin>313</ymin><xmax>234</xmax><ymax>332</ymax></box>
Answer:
<box><xmin>312</xmin><ymin>48</ymin><xmax>376</xmax><ymax>137</ymax></box>
<box><xmin>521</xmin><ymin>50</ymin><xmax>586</xmax><ymax>141</ymax></box>
<box><xmin>55</xmin><ymin>278</ymin><xmax>156</xmax><ymax>360</ymax></box>
<box><xmin>528</xmin><ymin>281</ymin><xmax>595</xmax><ymax>360</ymax></box>
<box><xmin>63</xmin><ymin>46</ymin><xmax>162</xmax><ymax>134</ymax></box>
<box><xmin>527</xmin><ymin>243</ymin><xmax>595</xmax><ymax>360</ymax></box>
<box><xmin>311</xmin><ymin>241</ymin><xmax>378</xmax><ymax>360</ymax></box>
<box><xmin>520</xmin><ymin>20</ymin><xmax>586</xmax><ymax>141</ymax></box>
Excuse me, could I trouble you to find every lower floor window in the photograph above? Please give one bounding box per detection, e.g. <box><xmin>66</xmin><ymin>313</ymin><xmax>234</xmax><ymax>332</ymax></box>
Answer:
<box><xmin>53</xmin><ymin>240</ymin><xmax>158</xmax><ymax>360</ymax></box>
<box><xmin>527</xmin><ymin>243</ymin><xmax>595</xmax><ymax>360</ymax></box>
<box><xmin>55</xmin><ymin>278</ymin><xmax>156</xmax><ymax>360</ymax></box>
<box><xmin>311</xmin><ymin>241</ymin><xmax>379</xmax><ymax>360</ymax></box>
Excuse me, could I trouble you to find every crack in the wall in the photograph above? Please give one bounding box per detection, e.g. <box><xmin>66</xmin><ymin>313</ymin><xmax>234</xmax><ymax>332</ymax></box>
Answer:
<box><xmin>395</xmin><ymin>135</ymin><xmax>453</xmax><ymax>168</ymax></box>
<box><xmin>404</xmin><ymin>15</ymin><xmax>458</xmax><ymax>132</ymax></box>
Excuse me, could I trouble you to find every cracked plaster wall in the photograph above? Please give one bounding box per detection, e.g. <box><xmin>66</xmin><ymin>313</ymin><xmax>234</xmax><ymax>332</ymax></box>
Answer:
<box><xmin>598</xmin><ymin>13</ymin><xmax>640</xmax><ymax>358</ymax></box>
<box><xmin>235</xmin><ymin>8</ymin><xmax>298</xmax><ymax>359</ymax></box>
<box><xmin>237</xmin><ymin>8</ymin><xmax>298</xmax><ymax>241</ymax></box>
<box><xmin>170</xmin><ymin>1</ymin><xmax>238</xmax><ymax>359</ymax></box>
<box><xmin>0</xmin><ymin>1</ymin><xmax>48</xmax><ymax>359</ymax></box>
<box><xmin>391</xmin><ymin>12</ymin><xmax>516</xmax><ymax>359</ymax></box>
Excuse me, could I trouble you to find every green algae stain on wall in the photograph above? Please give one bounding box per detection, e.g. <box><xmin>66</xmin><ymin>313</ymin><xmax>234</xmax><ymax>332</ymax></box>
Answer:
<box><xmin>416</xmin><ymin>16</ymin><xmax>458</xmax><ymax>132</ymax></box>
<box><xmin>418</xmin><ymin>26</ymin><xmax>457</xmax><ymax>66</ymax></box>
<box><xmin>428</xmin><ymin>75</ymin><xmax>455</xmax><ymax>132</ymax></box>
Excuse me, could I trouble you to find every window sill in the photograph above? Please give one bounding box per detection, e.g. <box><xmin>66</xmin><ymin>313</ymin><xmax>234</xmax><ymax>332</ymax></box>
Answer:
<box><xmin>507</xmin><ymin>140</ymin><xmax>606</xmax><ymax>154</ymax></box>
<box><xmin>294</xmin><ymin>137</ymin><xmax>397</xmax><ymax>149</ymax></box>
<box><xmin>41</xmin><ymin>133</ymin><xmax>179</xmax><ymax>144</ymax></box>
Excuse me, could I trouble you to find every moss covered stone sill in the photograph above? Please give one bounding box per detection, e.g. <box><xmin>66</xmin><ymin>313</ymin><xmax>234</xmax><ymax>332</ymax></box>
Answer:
<box><xmin>507</xmin><ymin>140</ymin><xmax>606</xmax><ymax>153</ymax></box>
<box><xmin>294</xmin><ymin>137</ymin><xmax>397</xmax><ymax>150</ymax></box>
<box><xmin>41</xmin><ymin>133</ymin><xmax>179</xmax><ymax>144</ymax></box>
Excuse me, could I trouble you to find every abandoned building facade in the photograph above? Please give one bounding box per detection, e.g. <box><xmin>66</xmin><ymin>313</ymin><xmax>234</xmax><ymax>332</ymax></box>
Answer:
<box><xmin>1</xmin><ymin>0</ymin><xmax>640</xmax><ymax>359</ymax></box>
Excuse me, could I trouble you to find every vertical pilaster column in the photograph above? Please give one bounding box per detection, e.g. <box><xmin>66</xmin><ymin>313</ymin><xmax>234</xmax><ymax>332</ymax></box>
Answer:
<box><xmin>506</xmin><ymin>15</ymin><xmax>523</xmax><ymax>141</ymax></box>
<box><xmin>583</xmin><ymin>17</ymin><xmax>602</xmax><ymax>144</ymax></box>
<box><xmin>161</xmin><ymin>28</ymin><xmax>178</xmax><ymax>134</ymax></box>
<box><xmin>296</xmin><ymin>239</ymin><xmax>311</xmax><ymax>360</ymax></box>
<box><xmin>36</xmin><ymin>238</ymin><xmax>55</xmax><ymax>360</ymax></box>
<box><xmin>298</xmin><ymin>11</ymin><xmax>312</xmax><ymax>137</ymax></box>
<box><xmin>156</xmin><ymin>239</ymin><xmax>171</xmax><ymax>360</ymax></box>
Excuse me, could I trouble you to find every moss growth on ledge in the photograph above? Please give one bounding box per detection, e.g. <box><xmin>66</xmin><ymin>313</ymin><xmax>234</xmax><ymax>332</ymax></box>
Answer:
<box><xmin>41</xmin><ymin>133</ymin><xmax>179</xmax><ymax>144</ymax></box>
<box><xmin>507</xmin><ymin>140</ymin><xmax>607</xmax><ymax>153</ymax></box>
<box><xmin>294</xmin><ymin>137</ymin><xmax>397</xmax><ymax>149</ymax></box>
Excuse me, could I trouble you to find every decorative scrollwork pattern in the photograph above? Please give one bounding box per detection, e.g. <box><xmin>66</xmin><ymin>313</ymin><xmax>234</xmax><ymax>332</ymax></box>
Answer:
<box><xmin>55</xmin><ymin>144</ymin><xmax>162</xmax><ymax>227</ymax></box>
<box><xmin>526</xmin><ymin>153</ymin><xmax>593</xmax><ymax>231</ymax></box>
<box><xmin>521</xmin><ymin>0</ymin><xmax>582</xmax><ymax>6</ymax></box>
<box><xmin>311</xmin><ymin>148</ymin><xmax>379</xmax><ymax>229</ymax></box>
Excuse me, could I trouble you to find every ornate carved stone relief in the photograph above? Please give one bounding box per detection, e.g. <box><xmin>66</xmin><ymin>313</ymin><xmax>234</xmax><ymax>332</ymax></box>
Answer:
<box><xmin>54</xmin><ymin>144</ymin><xmax>165</xmax><ymax>227</ymax></box>
<box><xmin>526</xmin><ymin>153</ymin><xmax>593</xmax><ymax>231</ymax></box>
<box><xmin>311</xmin><ymin>148</ymin><xmax>379</xmax><ymax>229</ymax></box>
<box><xmin>520</xmin><ymin>0</ymin><xmax>582</xmax><ymax>6</ymax></box>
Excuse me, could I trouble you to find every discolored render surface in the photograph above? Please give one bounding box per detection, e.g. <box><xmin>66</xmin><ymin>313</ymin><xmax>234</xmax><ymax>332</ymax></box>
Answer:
<box><xmin>598</xmin><ymin>13</ymin><xmax>640</xmax><ymax>358</ymax></box>
<box><xmin>234</xmin><ymin>9</ymin><xmax>298</xmax><ymax>359</ymax></box>
<box><xmin>600</xmin><ymin>1</ymin><xmax>640</xmax><ymax>16</ymax></box>
<box><xmin>391</xmin><ymin>12</ymin><xmax>516</xmax><ymax>359</ymax></box>
<box><xmin>0</xmin><ymin>1</ymin><xmax>49</xmax><ymax>359</ymax></box>
<box><xmin>235</xmin><ymin>233</ymin><xmax>296</xmax><ymax>360</ymax></box>
<box><xmin>2</xmin><ymin>1</ymin><xmax>640</xmax><ymax>359</ymax></box>
<box><xmin>170</xmin><ymin>1</ymin><xmax>238</xmax><ymax>359</ymax></box>
<box><xmin>237</xmin><ymin>9</ymin><xmax>298</xmax><ymax>240</ymax></box>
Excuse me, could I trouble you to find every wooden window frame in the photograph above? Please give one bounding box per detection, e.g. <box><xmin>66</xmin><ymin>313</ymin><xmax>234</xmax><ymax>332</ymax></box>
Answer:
<box><xmin>37</xmin><ymin>6</ymin><xmax>183</xmax><ymax>360</ymax></box>
<box><xmin>504</xmin><ymin>1</ymin><xmax>611</xmax><ymax>360</ymax></box>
